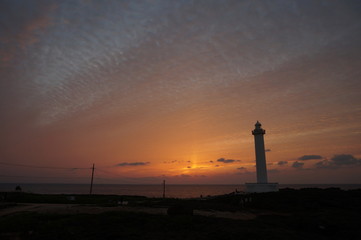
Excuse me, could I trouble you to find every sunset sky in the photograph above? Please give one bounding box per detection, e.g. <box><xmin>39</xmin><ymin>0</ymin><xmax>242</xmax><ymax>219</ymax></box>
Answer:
<box><xmin>1</xmin><ymin>0</ymin><xmax>361</xmax><ymax>184</ymax></box>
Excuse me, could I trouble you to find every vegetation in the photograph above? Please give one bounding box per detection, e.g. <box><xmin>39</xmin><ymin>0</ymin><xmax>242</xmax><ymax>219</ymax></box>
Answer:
<box><xmin>0</xmin><ymin>192</ymin><xmax>146</xmax><ymax>205</ymax></box>
<box><xmin>0</xmin><ymin>188</ymin><xmax>360</xmax><ymax>239</ymax></box>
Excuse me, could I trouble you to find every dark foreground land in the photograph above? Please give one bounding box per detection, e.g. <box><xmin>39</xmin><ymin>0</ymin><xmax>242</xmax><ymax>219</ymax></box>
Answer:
<box><xmin>0</xmin><ymin>188</ymin><xmax>360</xmax><ymax>240</ymax></box>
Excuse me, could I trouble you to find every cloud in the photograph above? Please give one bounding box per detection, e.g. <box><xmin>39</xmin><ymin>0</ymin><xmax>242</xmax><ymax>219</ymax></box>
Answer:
<box><xmin>277</xmin><ymin>161</ymin><xmax>288</xmax><ymax>166</ymax></box>
<box><xmin>163</xmin><ymin>160</ymin><xmax>179</xmax><ymax>164</ymax></box>
<box><xmin>265</xmin><ymin>149</ymin><xmax>271</xmax><ymax>152</ymax></box>
<box><xmin>237</xmin><ymin>167</ymin><xmax>247</xmax><ymax>170</ymax></box>
<box><xmin>315</xmin><ymin>154</ymin><xmax>361</xmax><ymax>169</ymax></box>
<box><xmin>292</xmin><ymin>161</ymin><xmax>304</xmax><ymax>169</ymax></box>
<box><xmin>178</xmin><ymin>174</ymin><xmax>191</xmax><ymax>178</ymax></box>
<box><xmin>217</xmin><ymin>158</ymin><xmax>241</xmax><ymax>164</ymax></box>
<box><xmin>298</xmin><ymin>155</ymin><xmax>323</xmax><ymax>161</ymax></box>
<box><xmin>314</xmin><ymin>160</ymin><xmax>335</xmax><ymax>169</ymax></box>
<box><xmin>116</xmin><ymin>162</ymin><xmax>150</xmax><ymax>167</ymax></box>
<box><xmin>0</xmin><ymin>1</ymin><xmax>57</xmax><ymax>63</ymax></box>
<box><xmin>331</xmin><ymin>154</ymin><xmax>361</xmax><ymax>165</ymax></box>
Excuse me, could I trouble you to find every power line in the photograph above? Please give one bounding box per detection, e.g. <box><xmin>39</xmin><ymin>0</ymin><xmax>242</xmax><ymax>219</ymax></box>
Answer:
<box><xmin>95</xmin><ymin>168</ymin><xmax>120</xmax><ymax>176</ymax></box>
<box><xmin>0</xmin><ymin>161</ymin><xmax>91</xmax><ymax>170</ymax></box>
<box><xmin>0</xmin><ymin>174</ymin><xmax>90</xmax><ymax>179</ymax></box>
<box><xmin>0</xmin><ymin>162</ymin><xmax>124</xmax><ymax>187</ymax></box>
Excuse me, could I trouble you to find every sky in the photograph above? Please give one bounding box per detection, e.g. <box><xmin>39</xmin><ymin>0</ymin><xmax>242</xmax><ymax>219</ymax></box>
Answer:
<box><xmin>1</xmin><ymin>0</ymin><xmax>361</xmax><ymax>185</ymax></box>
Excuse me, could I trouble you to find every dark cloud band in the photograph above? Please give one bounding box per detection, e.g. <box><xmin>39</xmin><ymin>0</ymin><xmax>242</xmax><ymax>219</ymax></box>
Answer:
<box><xmin>217</xmin><ymin>158</ymin><xmax>241</xmax><ymax>164</ymax></box>
<box><xmin>116</xmin><ymin>162</ymin><xmax>150</xmax><ymax>167</ymax></box>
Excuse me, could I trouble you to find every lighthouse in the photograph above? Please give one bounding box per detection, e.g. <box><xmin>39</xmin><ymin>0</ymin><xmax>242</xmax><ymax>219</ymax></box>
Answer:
<box><xmin>253</xmin><ymin>121</ymin><xmax>268</xmax><ymax>183</ymax></box>
<box><xmin>245</xmin><ymin>121</ymin><xmax>279</xmax><ymax>193</ymax></box>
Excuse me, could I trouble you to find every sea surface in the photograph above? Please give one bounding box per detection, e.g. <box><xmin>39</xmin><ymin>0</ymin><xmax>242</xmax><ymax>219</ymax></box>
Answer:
<box><xmin>0</xmin><ymin>183</ymin><xmax>360</xmax><ymax>198</ymax></box>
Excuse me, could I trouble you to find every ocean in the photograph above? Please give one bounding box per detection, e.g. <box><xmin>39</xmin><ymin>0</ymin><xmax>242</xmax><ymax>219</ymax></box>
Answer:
<box><xmin>1</xmin><ymin>183</ymin><xmax>360</xmax><ymax>198</ymax></box>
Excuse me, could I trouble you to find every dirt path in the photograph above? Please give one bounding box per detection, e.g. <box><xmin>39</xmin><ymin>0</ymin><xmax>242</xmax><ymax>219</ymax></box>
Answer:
<box><xmin>0</xmin><ymin>203</ymin><xmax>258</xmax><ymax>220</ymax></box>
<box><xmin>0</xmin><ymin>204</ymin><xmax>76</xmax><ymax>217</ymax></box>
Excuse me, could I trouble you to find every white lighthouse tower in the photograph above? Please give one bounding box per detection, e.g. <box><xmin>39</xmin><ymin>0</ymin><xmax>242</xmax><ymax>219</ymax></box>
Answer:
<box><xmin>245</xmin><ymin>121</ymin><xmax>278</xmax><ymax>193</ymax></box>
<box><xmin>253</xmin><ymin>121</ymin><xmax>268</xmax><ymax>183</ymax></box>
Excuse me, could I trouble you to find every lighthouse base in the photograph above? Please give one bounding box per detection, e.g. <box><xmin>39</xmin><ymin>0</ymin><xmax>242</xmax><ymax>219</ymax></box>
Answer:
<box><xmin>245</xmin><ymin>183</ymin><xmax>279</xmax><ymax>193</ymax></box>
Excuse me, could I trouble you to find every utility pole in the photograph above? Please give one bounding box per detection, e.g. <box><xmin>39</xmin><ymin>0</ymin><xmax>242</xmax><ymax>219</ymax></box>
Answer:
<box><xmin>89</xmin><ymin>163</ymin><xmax>95</xmax><ymax>195</ymax></box>
<box><xmin>162</xmin><ymin>179</ymin><xmax>166</xmax><ymax>198</ymax></box>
